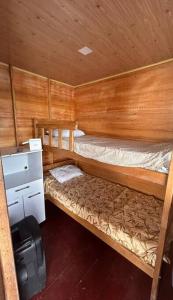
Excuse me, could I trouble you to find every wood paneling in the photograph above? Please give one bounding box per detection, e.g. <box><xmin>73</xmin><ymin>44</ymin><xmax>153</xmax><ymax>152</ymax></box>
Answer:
<box><xmin>0</xmin><ymin>64</ymin><xmax>74</xmax><ymax>153</ymax></box>
<box><xmin>12</xmin><ymin>69</ymin><xmax>74</xmax><ymax>145</ymax></box>
<box><xmin>0</xmin><ymin>0</ymin><xmax>173</xmax><ymax>85</ymax></box>
<box><xmin>13</xmin><ymin>68</ymin><xmax>49</xmax><ymax>144</ymax></box>
<box><xmin>75</xmin><ymin>61</ymin><xmax>173</xmax><ymax>141</ymax></box>
<box><xmin>50</xmin><ymin>80</ymin><xmax>74</xmax><ymax>120</ymax></box>
<box><xmin>0</xmin><ymin>159</ymin><xmax>19</xmax><ymax>300</ymax></box>
<box><xmin>0</xmin><ymin>64</ymin><xmax>16</xmax><ymax>147</ymax></box>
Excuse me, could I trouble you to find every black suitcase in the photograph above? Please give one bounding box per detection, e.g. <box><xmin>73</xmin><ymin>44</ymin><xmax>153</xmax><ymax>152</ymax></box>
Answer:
<box><xmin>12</xmin><ymin>216</ymin><xmax>46</xmax><ymax>300</ymax></box>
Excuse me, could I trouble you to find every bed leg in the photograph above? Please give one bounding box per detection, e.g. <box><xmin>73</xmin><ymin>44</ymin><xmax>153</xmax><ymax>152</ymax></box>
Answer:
<box><xmin>150</xmin><ymin>273</ymin><xmax>160</xmax><ymax>300</ymax></box>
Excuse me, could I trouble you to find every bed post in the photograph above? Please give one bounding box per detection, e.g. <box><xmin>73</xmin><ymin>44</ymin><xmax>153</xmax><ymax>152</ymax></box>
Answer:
<box><xmin>49</xmin><ymin>129</ymin><xmax>53</xmax><ymax>146</ymax></box>
<box><xmin>69</xmin><ymin>130</ymin><xmax>74</xmax><ymax>151</ymax></box>
<box><xmin>150</xmin><ymin>153</ymin><xmax>173</xmax><ymax>300</ymax></box>
<box><xmin>41</xmin><ymin>128</ymin><xmax>44</xmax><ymax>144</ymax></box>
<box><xmin>58</xmin><ymin>129</ymin><xmax>62</xmax><ymax>149</ymax></box>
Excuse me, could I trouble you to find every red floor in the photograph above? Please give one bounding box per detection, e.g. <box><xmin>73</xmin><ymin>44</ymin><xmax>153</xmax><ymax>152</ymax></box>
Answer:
<box><xmin>32</xmin><ymin>202</ymin><xmax>173</xmax><ymax>300</ymax></box>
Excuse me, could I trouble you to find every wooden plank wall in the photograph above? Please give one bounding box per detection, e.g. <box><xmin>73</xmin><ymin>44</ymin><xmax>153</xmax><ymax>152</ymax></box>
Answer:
<box><xmin>0</xmin><ymin>63</ymin><xmax>75</xmax><ymax>149</ymax></box>
<box><xmin>50</xmin><ymin>80</ymin><xmax>74</xmax><ymax>120</ymax></box>
<box><xmin>0</xmin><ymin>64</ymin><xmax>16</xmax><ymax>147</ymax></box>
<box><xmin>75</xmin><ymin>61</ymin><xmax>173</xmax><ymax>141</ymax></box>
<box><xmin>1</xmin><ymin>60</ymin><xmax>173</xmax><ymax>153</ymax></box>
<box><xmin>13</xmin><ymin>68</ymin><xmax>49</xmax><ymax>144</ymax></box>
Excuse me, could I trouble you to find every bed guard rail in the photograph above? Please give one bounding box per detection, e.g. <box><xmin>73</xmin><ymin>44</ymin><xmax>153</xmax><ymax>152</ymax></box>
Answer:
<box><xmin>33</xmin><ymin>119</ymin><xmax>78</xmax><ymax>151</ymax></box>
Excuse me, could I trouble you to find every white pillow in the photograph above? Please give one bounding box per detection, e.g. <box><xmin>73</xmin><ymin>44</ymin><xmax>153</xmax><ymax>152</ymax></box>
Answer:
<box><xmin>53</xmin><ymin>129</ymin><xmax>85</xmax><ymax>138</ymax></box>
<box><xmin>49</xmin><ymin>165</ymin><xmax>83</xmax><ymax>183</ymax></box>
<box><xmin>74</xmin><ymin>129</ymin><xmax>85</xmax><ymax>137</ymax></box>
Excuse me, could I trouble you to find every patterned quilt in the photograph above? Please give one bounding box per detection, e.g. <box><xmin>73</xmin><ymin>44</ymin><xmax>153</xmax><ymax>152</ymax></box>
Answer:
<box><xmin>44</xmin><ymin>174</ymin><xmax>163</xmax><ymax>267</ymax></box>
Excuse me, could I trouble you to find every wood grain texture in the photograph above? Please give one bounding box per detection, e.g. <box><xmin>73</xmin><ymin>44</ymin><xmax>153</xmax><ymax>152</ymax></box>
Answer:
<box><xmin>1</xmin><ymin>1</ymin><xmax>173</xmax><ymax>85</ymax></box>
<box><xmin>9</xmin><ymin>65</ymin><xmax>18</xmax><ymax>146</ymax></box>
<box><xmin>0</xmin><ymin>159</ymin><xmax>19</xmax><ymax>300</ymax></box>
<box><xmin>13</xmin><ymin>67</ymin><xmax>49</xmax><ymax>144</ymax></box>
<box><xmin>35</xmin><ymin>119</ymin><xmax>77</xmax><ymax>130</ymax></box>
<box><xmin>42</xmin><ymin>150</ymin><xmax>53</xmax><ymax>166</ymax></box>
<box><xmin>50</xmin><ymin>80</ymin><xmax>74</xmax><ymax>120</ymax></box>
<box><xmin>75</xmin><ymin>61</ymin><xmax>173</xmax><ymax>141</ymax></box>
<box><xmin>0</xmin><ymin>63</ymin><xmax>16</xmax><ymax>147</ymax></box>
<box><xmin>0</xmin><ymin>259</ymin><xmax>5</xmax><ymax>300</ymax></box>
<box><xmin>0</xmin><ymin>64</ymin><xmax>74</xmax><ymax>161</ymax></box>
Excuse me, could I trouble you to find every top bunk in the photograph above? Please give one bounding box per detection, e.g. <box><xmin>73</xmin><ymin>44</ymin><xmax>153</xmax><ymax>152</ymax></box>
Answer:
<box><xmin>34</xmin><ymin>119</ymin><xmax>173</xmax><ymax>200</ymax></box>
<box><xmin>34</xmin><ymin>118</ymin><xmax>173</xmax><ymax>172</ymax></box>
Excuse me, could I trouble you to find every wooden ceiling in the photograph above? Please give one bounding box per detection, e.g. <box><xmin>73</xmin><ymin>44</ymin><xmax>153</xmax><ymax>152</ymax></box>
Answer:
<box><xmin>0</xmin><ymin>0</ymin><xmax>173</xmax><ymax>86</ymax></box>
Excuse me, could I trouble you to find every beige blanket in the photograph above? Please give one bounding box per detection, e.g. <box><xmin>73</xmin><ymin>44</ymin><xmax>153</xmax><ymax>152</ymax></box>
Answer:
<box><xmin>44</xmin><ymin>173</ymin><xmax>163</xmax><ymax>267</ymax></box>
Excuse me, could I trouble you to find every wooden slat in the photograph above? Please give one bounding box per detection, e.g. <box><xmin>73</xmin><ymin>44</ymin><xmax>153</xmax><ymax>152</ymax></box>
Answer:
<box><xmin>43</xmin><ymin>159</ymin><xmax>74</xmax><ymax>172</ymax></box>
<box><xmin>36</xmin><ymin>119</ymin><xmax>77</xmax><ymax>130</ymax></box>
<box><xmin>69</xmin><ymin>130</ymin><xmax>74</xmax><ymax>151</ymax></box>
<box><xmin>48</xmin><ymin>78</ymin><xmax>51</xmax><ymax>120</ymax></box>
<box><xmin>0</xmin><ymin>63</ymin><xmax>16</xmax><ymax>148</ymax></box>
<box><xmin>9</xmin><ymin>65</ymin><xmax>18</xmax><ymax>146</ymax></box>
<box><xmin>0</xmin><ymin>159</ymin><xmax>19</xmax><ymax>300</ymax></box>
<box><xmin>49</xmin><ymin>129</ymin><xmax>53</xmax><ymax>146</ymax></box>
<box><xmin>58</xmin><ymin>129</ymin><xmax>62</xmax><ymax>149</ymax></box>
<box><xmin>41</xmin><ymin>128</ymin><xmax>44</xmax><ymax>143</ymax></box>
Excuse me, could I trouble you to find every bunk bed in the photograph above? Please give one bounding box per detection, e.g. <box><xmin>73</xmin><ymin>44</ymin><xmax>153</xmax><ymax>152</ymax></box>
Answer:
<box><xmin>34</xmin><ymin>119</ymin><xmax>173</xmax><ymax>300</ymax></box>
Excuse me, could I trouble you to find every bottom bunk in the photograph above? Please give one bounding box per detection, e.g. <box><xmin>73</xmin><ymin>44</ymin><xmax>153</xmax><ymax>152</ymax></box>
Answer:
<box><xmin>44</xmin><ymin>160</ymin><xmax>173</xmax><ymax>300</ymax></box>
<box><xmin>45</xmin><ymin>173</ymin><xmax>161</xmax><ymax>272</ymax></box>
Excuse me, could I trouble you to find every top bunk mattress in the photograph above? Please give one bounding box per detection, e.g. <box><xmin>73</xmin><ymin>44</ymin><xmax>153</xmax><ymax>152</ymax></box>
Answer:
<box><xmin>43</xmin><ymin>135</ymin><xmax>173</xmax><ymax>173</ymax></box>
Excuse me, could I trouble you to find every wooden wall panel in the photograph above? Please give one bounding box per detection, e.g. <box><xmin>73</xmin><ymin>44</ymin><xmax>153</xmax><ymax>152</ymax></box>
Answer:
<box><xmin>0</xmin><ymin>64</ymin><xmax>16</xmax><ymax>147</ymax></box>
<box><xmin>0</xmin><ymin>64</ymin><xmax>75</xmax><ymax>155</ymax></box>
<box><xmin>75</xmin><ymin>61</ymin><xmax>173</xmax><ymax>141</ymax></box>
<box><xmin>13</xmin><ymin>68</ymin><xmax>49</xmax><ymax>144</ymax></box>
<box><xmin>50</xmin><ymin>80</ymin><xmax>74</xmax><ymax>121</ymax></box>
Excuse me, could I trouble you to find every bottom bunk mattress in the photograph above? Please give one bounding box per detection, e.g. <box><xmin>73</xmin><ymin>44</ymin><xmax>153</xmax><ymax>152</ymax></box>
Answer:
<box><xmin>44</xmin><ymin>173</ymin><xmax>164</xmax><ymax>268</ymax></box>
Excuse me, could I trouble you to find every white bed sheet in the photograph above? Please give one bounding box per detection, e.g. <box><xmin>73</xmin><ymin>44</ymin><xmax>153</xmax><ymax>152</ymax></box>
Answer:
<box><xmin>43</xmin><ymin>135</ymin><xmax>173</xmax><ymax>173</ymax></box>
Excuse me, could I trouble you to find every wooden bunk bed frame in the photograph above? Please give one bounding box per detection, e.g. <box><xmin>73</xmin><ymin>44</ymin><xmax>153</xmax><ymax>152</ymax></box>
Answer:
<box><xmin>34</xmin><ymin>118</ymin><xmax>173</xmax><ymax>300</ymax></box>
